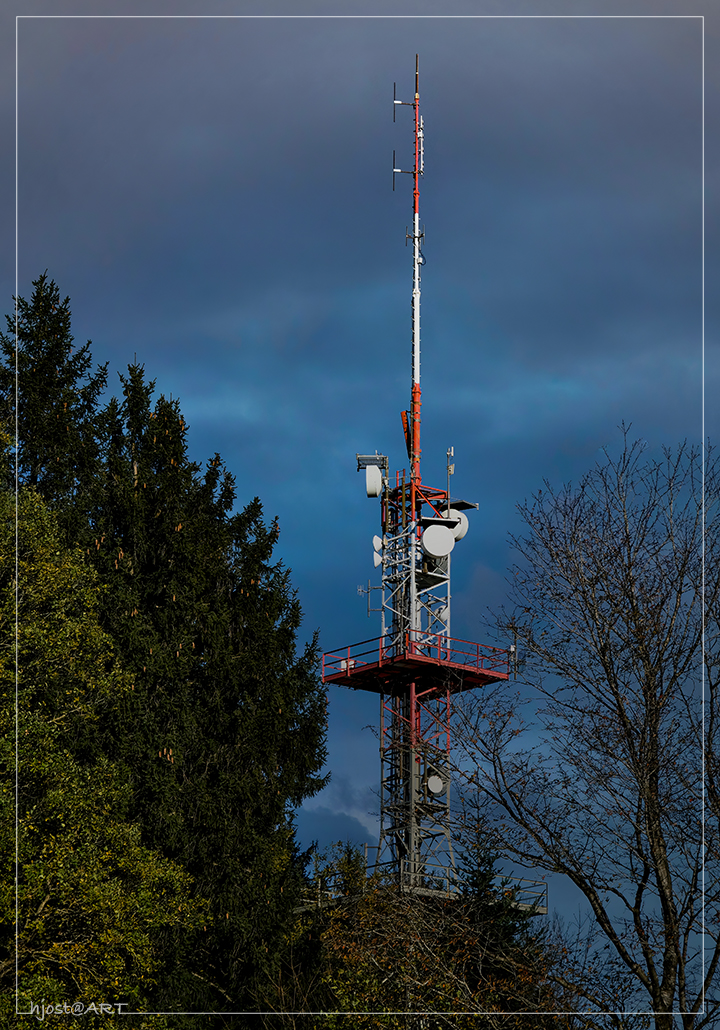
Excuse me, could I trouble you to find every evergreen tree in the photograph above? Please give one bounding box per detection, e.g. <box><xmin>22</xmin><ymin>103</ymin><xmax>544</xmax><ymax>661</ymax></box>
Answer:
<box><xmin>1</xmin><ymin>280</ymin><xmax>330</xmax><ymax>1022</ymax></box>
<box><xmin>0</xmin><ymin>478</ymin><xmax>205</xmax><ymax>1027</ymax></box>
<box><xmin>0</xmin><ymin>273</ymin><xmax>108</xmax><ymax>540</ymax></box>
<box><xmin>452</xmin><ymin>848</ymin><xmax>557</xmax><ymax>1022</ymax></box>
<box><xmin>89</xmin><ymin>365</ymin><xmax>328</xmax><ymax>1018</ymax></box>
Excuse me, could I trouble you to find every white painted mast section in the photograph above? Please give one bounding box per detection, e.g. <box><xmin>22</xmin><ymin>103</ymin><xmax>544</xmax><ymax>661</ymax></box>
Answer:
<box><xmin>409</xmin><ymin>59</ymin><xmax>422</xmax><ymax>639</ymax></box>
<box><xmin>412</xmin><ymin>70</ymin><xmax>422</xmax><ymax>388</ymax></box>
<box><xmin>412</xmin><ymin>134</ymin><xmax>422</xmax><ymax>387</ymax></box>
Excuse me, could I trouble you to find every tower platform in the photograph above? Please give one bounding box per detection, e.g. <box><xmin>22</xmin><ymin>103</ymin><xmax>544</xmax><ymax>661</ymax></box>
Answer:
<box><xmin>322</xmin><ymin>633</ymin><xmax>510</xmax><ymax>695</ymax></box>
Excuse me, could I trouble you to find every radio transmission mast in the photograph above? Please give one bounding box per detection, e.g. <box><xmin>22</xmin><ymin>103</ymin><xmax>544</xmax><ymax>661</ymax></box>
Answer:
<box><xmin>322</xmin><ymin>57</ymin><xmax>510</xmax><ymax>896</ymax></box>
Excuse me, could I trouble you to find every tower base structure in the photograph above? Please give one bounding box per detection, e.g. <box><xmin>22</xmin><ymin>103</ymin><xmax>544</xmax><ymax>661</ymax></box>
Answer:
<box><xmin>323</xmin><ymin>631</ymin><xmax>510</xmax><ymax>896</ymax></box>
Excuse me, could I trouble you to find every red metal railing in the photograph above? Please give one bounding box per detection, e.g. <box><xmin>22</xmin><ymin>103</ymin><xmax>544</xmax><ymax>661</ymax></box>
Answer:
<box><xmin>321</xmin><ymin>636</ymin><xmax>385</xmax><ymax>679</ymax></box>
<box><xmin>322</xmin><ymin>632</ymin><xmax>510</xmax><ymax>680</ymax></box>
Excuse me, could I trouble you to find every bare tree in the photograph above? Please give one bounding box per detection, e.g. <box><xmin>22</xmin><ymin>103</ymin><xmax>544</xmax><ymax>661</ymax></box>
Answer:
<box><xmin>453</xmin><ymin>433</ymin><xmax>719</xmax><ymax>1030</ymax></box>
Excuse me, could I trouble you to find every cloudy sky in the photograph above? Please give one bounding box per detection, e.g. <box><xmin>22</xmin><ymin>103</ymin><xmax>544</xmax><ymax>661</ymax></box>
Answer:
<box><xmin>3</xmin><ymin>0</ymin><xmax>717</xmax><ymax>916</ymax></box>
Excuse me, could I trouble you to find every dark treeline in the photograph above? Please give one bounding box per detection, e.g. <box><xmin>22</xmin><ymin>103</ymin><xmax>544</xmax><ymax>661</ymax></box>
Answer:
<box><xmin>0</xmin><ymin>276</ymin><xmax>568</xmax><ymax>1029</ymax></box>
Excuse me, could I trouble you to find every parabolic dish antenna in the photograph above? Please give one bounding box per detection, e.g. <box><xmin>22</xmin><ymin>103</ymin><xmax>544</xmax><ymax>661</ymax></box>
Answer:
<box><xmin>366</xmin><ymin>465</ymin><xmax>383</xmax><ymax>497</ymax></box>
<box><xmin>427</xmin><ymin>774</ymin><xmax>445</xmax><ymax>795</ymax></box>
<box><xmin>445</xmin><ymin>508</ymin><xmax>469</xmax><ymax>540</ymax></box>
<box><xmin>421</xmin><ymin>524</ymin><xmax>455</xmax><ymax>558</ymax></box>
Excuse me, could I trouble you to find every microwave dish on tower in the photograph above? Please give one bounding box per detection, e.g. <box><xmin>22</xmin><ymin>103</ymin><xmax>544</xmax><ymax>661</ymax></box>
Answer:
<box><xmin>322</xmin><ymin>57</ymin><xmax>514</xmax><ymax>899</ymax></box>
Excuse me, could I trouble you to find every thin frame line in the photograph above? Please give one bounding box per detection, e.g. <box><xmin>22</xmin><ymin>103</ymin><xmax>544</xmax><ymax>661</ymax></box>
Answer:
<box><xmin>13</xmin><ymin>11</ymin><xmax>19</xmax><ymax>1016</ymax></box>
<box><xmin>14</xmin><ymin>12</ymin><xmax>708</xmax><ymax>17</ymax></box>
<box><xmin>14</xmin><ymin>8</ymin><xmax>708</xmax><ymax>1021</ymax></box>
<box><xmin>701</xmin><ymin>11</ymin><xmax>707</xmax><ymax>1019</ymax></box>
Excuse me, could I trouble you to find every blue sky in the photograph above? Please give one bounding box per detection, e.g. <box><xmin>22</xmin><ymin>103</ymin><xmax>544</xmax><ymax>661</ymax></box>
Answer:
<box><xmin>3</xmin><ymin>0</ymin><xmax>717</xmax><ymax>921</ymax></box>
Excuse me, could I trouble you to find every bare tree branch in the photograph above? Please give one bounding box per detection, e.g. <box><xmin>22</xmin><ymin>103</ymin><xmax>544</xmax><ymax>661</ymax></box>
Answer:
<box><xmin>453</xmin><ymin>433</ymin><xmax>719</xmax><ymax>1030</ymax></box>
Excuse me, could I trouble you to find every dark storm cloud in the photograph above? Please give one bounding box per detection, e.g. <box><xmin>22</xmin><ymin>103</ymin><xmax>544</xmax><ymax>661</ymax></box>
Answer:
<box><xmin>18</xmin><ymin>17</ymin><xmax>701</xmax><ymax>340</ymax></box>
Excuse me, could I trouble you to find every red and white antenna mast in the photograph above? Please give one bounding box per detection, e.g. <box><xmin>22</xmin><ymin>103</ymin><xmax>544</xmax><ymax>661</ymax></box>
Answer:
<box><xmin>323</xmin><ymin>57</ymin><xmax>511</xmax><ymax>896</ymax></box>
<box><xmin>395</xmin><ymin>54</ymin><xmax>424</xmax><ymax>547</ymax></box>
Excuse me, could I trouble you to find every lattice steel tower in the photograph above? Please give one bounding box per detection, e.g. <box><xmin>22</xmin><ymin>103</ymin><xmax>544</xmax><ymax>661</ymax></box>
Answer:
<box><xmin>323</xmin><ymin>57</ymin><xmax>510</xmax><ymax>896</ymax></box>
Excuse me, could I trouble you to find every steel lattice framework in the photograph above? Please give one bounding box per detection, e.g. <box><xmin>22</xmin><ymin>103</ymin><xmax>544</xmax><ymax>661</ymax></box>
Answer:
<box><xmin>323</xmin><ymin>57</ymin><xmax>511</xmax><ymax>896</ymax></box>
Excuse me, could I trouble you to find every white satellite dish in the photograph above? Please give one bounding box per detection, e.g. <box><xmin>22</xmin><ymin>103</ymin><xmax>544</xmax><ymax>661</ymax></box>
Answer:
<box><xmin>372</xmin><ymin>535</ymin><xmax>383</xmax><ymax>553</ymax></box>
<box><xmin>373</xmin><ymin>551</ymin><xmax>382</xmax><ymax>568</ymax></box>
<box><xmin>421</xmin><ymin>524</ymin><xmax>455</xmax><ymax>558</ymax></box>
<box><xmin>427</xmin><ymin>774</ymin><xmax>445</xmax><ymax>795</ymax></box>
<box><xmin>445</xmin><ymin>508</ymin><xmax>469</xmax><ymax>540</ymax></box>
<box><xmin>366</xmin><ymin>465</ymin><xmax>382</xmax><ymax>497</ymax></box>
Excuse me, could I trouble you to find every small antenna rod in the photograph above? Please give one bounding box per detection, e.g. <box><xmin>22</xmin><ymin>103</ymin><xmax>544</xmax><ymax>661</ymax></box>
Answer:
<box><xmin>392</xmin><ymin>57</ymin><xmax>425</xmax><ymax>512</ymax></box>
<box><xmin>410</xmin><ymin>54</ymin><xmax>423</xmax><ymax>509</ymax></box>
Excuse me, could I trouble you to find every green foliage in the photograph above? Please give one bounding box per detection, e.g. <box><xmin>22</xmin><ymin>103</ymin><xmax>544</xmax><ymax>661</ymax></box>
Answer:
<box><xmin>0</xmin><ymin>487</ymin><xmax>206</xmax><ymax>1026</ymax></box>
<box><xmin>0</xmin><ymin>277</ymin><xmax>331</xmax><ymax>1021</ymax></box>
<box><xmin>81</xmin><ymin>364</ymin><xmax>329</xmax><ymax>1016</ymax></box>
<box><xmin>0</xmin><ymin>273</ymin><xmax>108</xmax><ymax>534</ymax></box>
